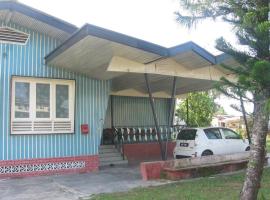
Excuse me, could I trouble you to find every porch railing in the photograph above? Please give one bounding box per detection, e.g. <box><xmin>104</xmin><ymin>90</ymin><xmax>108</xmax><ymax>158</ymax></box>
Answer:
<box><xmin>114</xmin><ymin>125</ymin><xmax>185</xmax><ymax>143</ymax></box>
<box><xmin>113</xmin><ymin>125</ymin><xmax>185</xmax><ymax>160</ymax></box>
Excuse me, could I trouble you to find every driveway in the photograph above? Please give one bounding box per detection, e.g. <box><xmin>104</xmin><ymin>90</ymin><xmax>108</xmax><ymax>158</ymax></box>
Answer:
<box><xmin>0</xmin><ymin>166</ymin><xmax>170</xmax><ymax>200</ymax></box>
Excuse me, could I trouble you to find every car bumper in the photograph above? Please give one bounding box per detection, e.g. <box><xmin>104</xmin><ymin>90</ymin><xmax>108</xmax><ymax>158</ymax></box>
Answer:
<box><xmin>175</xmin><ymin>155</ymin><xmax>191</xmax><ymax>159</ymax></box>
<box><xmin>173</xmin><ymin>148</ymin><xmax>197</xmax><ymax>158</ymax></box>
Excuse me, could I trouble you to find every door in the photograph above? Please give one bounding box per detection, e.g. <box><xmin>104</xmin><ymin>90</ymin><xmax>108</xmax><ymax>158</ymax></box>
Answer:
<box><xmin>221</xmin><ymin>128</ymin><xmax>243</xmax><ymax>154</ymax></box>
<box><xmin>203</xmin><ymin>128</ymin><xmax>225</xmax><ymax>155</ymax></box>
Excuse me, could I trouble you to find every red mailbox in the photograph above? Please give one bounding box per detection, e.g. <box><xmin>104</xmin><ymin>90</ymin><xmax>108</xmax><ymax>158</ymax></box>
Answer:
<box><xmin>81</xmin><ymin>124</ymin><xmax>89</xmax><ymax>134</ymax></box>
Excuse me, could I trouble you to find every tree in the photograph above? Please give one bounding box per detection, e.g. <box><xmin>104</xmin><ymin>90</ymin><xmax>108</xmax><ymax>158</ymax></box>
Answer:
<box><xmin>175</xmin><ymin>1</ymin><xmax>269</xmax><ymax>199</ymax></box>
<box><xmin>176</xmin><ymin>92</ymin><xmax>218</xmax><ymax>127</ymax></box>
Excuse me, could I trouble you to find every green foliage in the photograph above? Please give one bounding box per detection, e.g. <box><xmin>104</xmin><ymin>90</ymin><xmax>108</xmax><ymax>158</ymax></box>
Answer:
<box><xmin>215</xmin><ymin>106</ymin><xmax>226</xmax><ymax>115</ymax></box>
<box><xmin>176</xmin><ymin>92</ymin><xmax>217</xmax><ymax>127</ymax></box>
<box><xmin>176</xmin><ymin>0</ymin><xmax>269</xmax><ymax>97</ymax></box>
<box><xmin>175</xmin><ymin>1</ymin><xmax>269</xmax><ymax>198</ymax></box>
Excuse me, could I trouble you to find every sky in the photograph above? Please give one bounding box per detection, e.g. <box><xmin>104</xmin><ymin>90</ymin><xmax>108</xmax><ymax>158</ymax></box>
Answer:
<box><xmin>19</xmin><ymin>0</ymin><xmax>252</xmax><ymax>116</ymax></box>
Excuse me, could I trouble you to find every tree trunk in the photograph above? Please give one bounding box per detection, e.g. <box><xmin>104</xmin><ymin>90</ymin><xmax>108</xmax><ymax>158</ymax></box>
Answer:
<box><xmin>240</xmin><ymin>97</ymin><xmax>269</xmax><ymax>200</ymax></box>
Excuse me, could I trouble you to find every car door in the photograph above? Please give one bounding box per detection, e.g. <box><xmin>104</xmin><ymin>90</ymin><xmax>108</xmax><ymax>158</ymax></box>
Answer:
<box><xmin>221</xmin><ymin>128</ymin><xmax>243</xmax><ymax>154</ymax></box>
<box><xmin>203</xmin><ymin>128</ymin><xmax>225</xmax><ymax>155</ymax></box>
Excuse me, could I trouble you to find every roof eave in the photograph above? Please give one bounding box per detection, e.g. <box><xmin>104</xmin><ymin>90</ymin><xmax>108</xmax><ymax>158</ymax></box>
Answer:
<box><xmin>45</xmin><ymin>25</ymin><xmax>231</xmax><ymax>66</ymax></box>
<box><xmin>0</xmin><ymin>1</ymin><xmax>78</xmax><ymax>34</ymax></box>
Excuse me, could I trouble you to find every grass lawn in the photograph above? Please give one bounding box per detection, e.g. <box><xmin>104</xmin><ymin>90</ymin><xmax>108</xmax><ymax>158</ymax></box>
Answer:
<box><xmin>91</xmin><ymin>168</ymin><xmax>270</xmax><ymax>200</ymax></box>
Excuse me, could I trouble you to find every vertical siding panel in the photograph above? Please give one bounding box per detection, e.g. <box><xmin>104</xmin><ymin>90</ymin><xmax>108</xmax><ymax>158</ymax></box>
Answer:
<box><xmin>86</xmin><ymin>77</ymin><xmax>89</xmax><ymax>155</ymax></box>
<box><xmin>0</xmin><ymin>23</ymin><xmax>111</xmax><ymax>161</ymax></box>
<box><xmin>0</xmin><ymin>40</ymin><xmax>3</xmax><ymax>160</ymax></box>
<box><xmin>83</xmin><ymin>75</ymin><xmax>87</xmax><ymax>155</ymax></box>
<box><xmin>3</xmin><ymin>43</ymin><xmax>7</xmax><ymax>160</ymax></box>
<box><xmin>109</xmin><ymin>96</ymin><xmax>169</xmax><ymax>127</ymax></box>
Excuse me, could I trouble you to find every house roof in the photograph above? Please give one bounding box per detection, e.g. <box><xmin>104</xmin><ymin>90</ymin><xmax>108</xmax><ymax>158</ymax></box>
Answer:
<box><xmin>0</xmin><ymin>1</ymin><xmax>77</xmax><ymax>41</ymax></box>
<box><xmin>45</xmin><ymin>23</ymin><xmax>230</xmax><ymax>65</ymax></box>
<box><xmin>0</xmin><ymin>1</ymin><xmax>237</xmax><ymax>98</ymax></box>
<box><xmin>44</xmin><ymin>23</ymin><xmax>237</xmax><ymax>98</ymax></box>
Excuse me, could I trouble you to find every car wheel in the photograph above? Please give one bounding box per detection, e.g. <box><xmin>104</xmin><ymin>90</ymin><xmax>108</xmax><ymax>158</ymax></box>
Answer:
<box><xmin>201</xmin><ymin>150</ymin><xmax>213</xmax><ymax>156</ymax></box>
<box><xmin>245</xmin><ymin>146</ymin><xmax>250</xmax><ymax>151</ymax></box>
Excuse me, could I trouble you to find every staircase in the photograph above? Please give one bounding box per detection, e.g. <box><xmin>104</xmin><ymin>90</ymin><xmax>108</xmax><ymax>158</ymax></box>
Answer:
<box><xmin>99</xmin><ymin>145</ymin><xmax>128</xmax><ymax>167</ymax></box>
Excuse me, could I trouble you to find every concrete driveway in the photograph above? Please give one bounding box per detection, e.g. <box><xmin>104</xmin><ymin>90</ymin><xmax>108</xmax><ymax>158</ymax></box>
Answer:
<box><xmin>0</xmin><ymin>166</ymin><xmax>170</xmax><ymax>200</ymax></box>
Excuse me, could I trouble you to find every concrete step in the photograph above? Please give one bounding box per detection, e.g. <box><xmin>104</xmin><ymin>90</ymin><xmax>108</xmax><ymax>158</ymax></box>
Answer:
<box><xmin>99</xmin><ymin>148</ymin><xmax>119</xmax><ymax>154</ymax></box>
<box><xmin>100</xmin><ymin>155</ymin><xmax>124</xmax><ymax>162</ymax></box>
<box><xmin>99</xmin><ymin>145</ymin><xmax>128</xmax><ymax>167</ymax></box>
<box><xmin>100</xmin><ymin>159</ymin><xmax>128</xmax><ymax>167</ymax></box>
<box><xmin>99</xmin><ymin>151</ymin><xmax>122</xmax><ymax>158</ymax></box>
<box><xmin>99</xmin><ymin>145</ymin><xmax>115</xmax><ymax>149</ymax></box>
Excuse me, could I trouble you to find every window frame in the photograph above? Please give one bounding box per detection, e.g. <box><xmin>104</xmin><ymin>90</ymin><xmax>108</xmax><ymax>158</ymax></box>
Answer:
<box><xmin>11</xmin><ymin>76</ymin><xmax>75</xmax><ymax>135</ymax></box>
<box><xmin>221</xmin><ymin>128</ymin><xmax>242</xmax><ymax>140</ymax></box>
<box><xmin>204</xmin><ymin>128</ymin><xmax>223</xmax><ymax>140</ymax></box>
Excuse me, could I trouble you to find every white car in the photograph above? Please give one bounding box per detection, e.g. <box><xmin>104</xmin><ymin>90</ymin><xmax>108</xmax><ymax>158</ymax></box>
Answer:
<box><xmin>173</xmin><ymin>127</ymin><xmax>250</xmax><ymax>159</ymax></box>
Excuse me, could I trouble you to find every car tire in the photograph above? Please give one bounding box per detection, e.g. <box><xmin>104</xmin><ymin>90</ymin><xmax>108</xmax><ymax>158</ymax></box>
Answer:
<box><xmin>245</xmin><ymin>146</ymin><xmax>250</xmax><ymax>151</ymax></box>
<box><xmin>201</xmin><ymin>150</ymin><xmax>213</xmax><ymax>156</ymax></box>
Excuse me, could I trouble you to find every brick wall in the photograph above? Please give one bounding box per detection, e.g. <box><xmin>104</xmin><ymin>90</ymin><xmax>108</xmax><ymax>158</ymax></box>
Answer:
<box><xmin>0</xmin><ymin>155</ymin><xmax>99</xmax><ymax>178</ymax></box>
<box><xmin>123</xmin><ymin>142</ymin><xmax>176</xmax><ymax>164</ymax></box>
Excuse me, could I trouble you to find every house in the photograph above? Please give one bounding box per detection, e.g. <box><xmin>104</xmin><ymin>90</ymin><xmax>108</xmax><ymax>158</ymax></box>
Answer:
<box><xmin>212</xmin><ymin>114</ymin><xmax>253</xmax><ymax>137</ymax></box>
<box><xmin>0</xmin><ymin>1</ymin><xmax>237</xmax><ymax>177</ymax></box>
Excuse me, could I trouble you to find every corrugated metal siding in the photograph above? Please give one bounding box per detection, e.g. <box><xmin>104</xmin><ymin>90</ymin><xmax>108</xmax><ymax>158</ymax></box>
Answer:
<box><xmin>0</xmin><ymin>22</ymin><xmax>111</xmax><ymax>161</ymax></box>
<box><xmin>104</xmin><ymin>96</ymin><xmax>170</xmax><ymax>128</ymax></box>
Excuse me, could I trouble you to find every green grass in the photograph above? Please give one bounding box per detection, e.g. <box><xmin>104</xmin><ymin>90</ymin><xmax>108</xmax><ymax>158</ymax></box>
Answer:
<box><xmin>267</xmin><ymin>138</ymin><xmax>270</xmax><ymax>153</ymax></box>
<box><xmin>90</xmin><ymin>168</ymin><xmax>270</xmax><ymax>200</ymax></box>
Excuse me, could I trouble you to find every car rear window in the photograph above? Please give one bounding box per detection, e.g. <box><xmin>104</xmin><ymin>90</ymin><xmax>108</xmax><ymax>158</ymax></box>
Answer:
<box><xmin>177</xmin><ymin>129</ymin><xmax>197</xmax><ymax>140</ymax></box>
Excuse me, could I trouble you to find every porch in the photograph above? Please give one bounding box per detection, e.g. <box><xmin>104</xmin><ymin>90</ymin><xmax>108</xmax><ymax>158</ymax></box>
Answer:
<box><xmin>45</xmin><ymin>23</ymin><xmax>237</xmax><ymax>166</ymax></box>
<box><xmin>101</xmin><ymin>125</ymin><xmax>183</xmax><ymax>165</ymax></box>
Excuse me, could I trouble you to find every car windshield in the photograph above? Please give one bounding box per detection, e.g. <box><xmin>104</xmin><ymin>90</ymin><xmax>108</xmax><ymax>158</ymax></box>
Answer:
<box><xmin>177</xmin><ymin>129</ymin><xmax>197</xmax><ymax>140</ymax></box>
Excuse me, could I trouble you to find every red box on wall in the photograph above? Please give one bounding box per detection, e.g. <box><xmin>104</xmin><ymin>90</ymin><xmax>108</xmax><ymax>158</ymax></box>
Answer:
<box><xmin>81</xmin><ymin>124</ymin><xmax>89</xmax><ymax>134</ymax></box>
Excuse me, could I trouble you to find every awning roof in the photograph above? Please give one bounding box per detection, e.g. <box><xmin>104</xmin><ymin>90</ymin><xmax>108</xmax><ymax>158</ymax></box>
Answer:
<box><xmin>45</xmin><ymin>24</ymin><xmax>237</xmax><ymax>98</ymax></box>
<box><xmin>0</xmin><ymin>1</ymin><xmax>77</xmax><ymax>41</ymax></box>
<box><xmin>46</xmin><ymin>24</ymin><xmax>230</xmax><ymax>65</ymax></box>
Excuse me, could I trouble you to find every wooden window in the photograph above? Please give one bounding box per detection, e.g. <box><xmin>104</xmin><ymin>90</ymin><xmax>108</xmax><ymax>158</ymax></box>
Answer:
<box><xmin>11</xmin><ymin>76</ymin><xmax>75</xmax><ymax>134</ymax></box>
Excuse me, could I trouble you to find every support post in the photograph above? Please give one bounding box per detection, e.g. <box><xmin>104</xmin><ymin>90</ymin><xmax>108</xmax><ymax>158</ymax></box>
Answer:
<box><xmin>165</xmin><ymin>77</ymin><xmax>177</xmax><ymax>160</ymax></box>
<box><xmin>168</xmin><ymin>77</ymin><xmax>177</xmax><ymax>126</ymax></box>
<box><xmin>144</xmin><ymin>73</ymin><xmax>165</xmax><ymax>160</ymax></box>
<box><xmin>186</xmin><ymin>96</ymin><xmax>189</xmax><ymax>127</ymax></box>
<box><xmin>111</xmin><ymin>95</ymin><xmax>114</xmax><ymax>129</ymax></box>
<box><xmin>239</xmin><ymin>93</ymin><xmax>251</xmax><ymax>144</ymax></box>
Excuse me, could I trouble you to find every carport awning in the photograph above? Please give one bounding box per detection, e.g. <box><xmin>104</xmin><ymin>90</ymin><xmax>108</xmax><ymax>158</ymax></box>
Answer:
<box><xmin>45</xmin><ymin>24</ymin><xmax>238</xmax><ymax>98</ymax></box>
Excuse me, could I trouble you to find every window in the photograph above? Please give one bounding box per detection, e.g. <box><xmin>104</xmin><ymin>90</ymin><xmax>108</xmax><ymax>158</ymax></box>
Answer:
<box><xmin>222</xmin><ymin>129</ymin><xmax>241</xmax><ymax>139</ymax></box>
<box><xmin>11</xmin><ymin>77</ymin><xmax>75</xmax><ymax>134</ymax></box>
<box><xmin>204</xmin><ymin>128</ymin><xmax>222</xmax><ymax>139</ymax></box>
<box><xmin>177</xmin><ymin>129</ymin><xmax>197</xmax><ymax>140</ymax></box>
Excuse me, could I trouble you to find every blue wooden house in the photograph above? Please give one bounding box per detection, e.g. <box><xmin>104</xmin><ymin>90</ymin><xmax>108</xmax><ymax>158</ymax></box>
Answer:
<box><xmin>0</xmin><ymin>1</ymin><xmax>235</xmax><ymax>177</ymax></box>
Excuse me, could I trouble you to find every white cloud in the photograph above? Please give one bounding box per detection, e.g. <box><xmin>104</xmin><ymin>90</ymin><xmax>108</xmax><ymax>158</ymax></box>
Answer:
<box><xmin>20</xmin><ymin>0</ymin><xmax>236</xmax><ymax>53</ymax></box>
